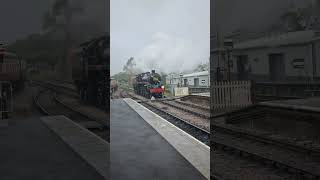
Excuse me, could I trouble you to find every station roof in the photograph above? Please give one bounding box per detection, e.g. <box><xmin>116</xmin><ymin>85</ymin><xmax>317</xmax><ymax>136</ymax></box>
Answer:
<box><xmin>183</xmin><ymin>71</ymin><xmax>209</xmax><ymax>78</ymax></box>
<box><xmin>0</xmin><ymin>49</ymin><xmax>18</xmax><ymax>58</ymax></box>
<box><xmin>233</xmin><ymin>30</ymin><xmax>320</xmax><ymax>50</ymax></box>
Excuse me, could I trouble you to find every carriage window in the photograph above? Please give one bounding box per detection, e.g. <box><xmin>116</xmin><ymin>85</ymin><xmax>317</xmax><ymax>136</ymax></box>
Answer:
<box><xmin>0</xmin><ymin>54</ymin><xmax>3</xmax><ymax>63</ymax></box>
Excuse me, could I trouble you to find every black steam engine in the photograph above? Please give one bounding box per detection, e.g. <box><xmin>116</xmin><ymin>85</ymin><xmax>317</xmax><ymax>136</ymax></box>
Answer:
<box><xmin>71</xmin><ymin>35</ymin><xmax>109</xmax><ymax>107</ymax></box>
<box><xmin>133</xmin><ymin>70</ymin><xmax>165</xmax><ymax>98</ymax></box>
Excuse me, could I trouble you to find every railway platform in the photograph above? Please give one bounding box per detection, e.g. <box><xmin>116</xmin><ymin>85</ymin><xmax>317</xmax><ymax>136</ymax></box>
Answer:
<box><xmin>110</xmin><ymin>98</ymin><xmax>209</xmax><ymax>180</ymax></box>
<box><xmin>192</xmin><ymin>92</ymin><xmax>210</xmax><ymax>97</ymax></box>
<box><xmin>0</xmin><ymin>116</ymin><xmax>105</xmax><ymax>180</ymax></box>
<box><xmin>260</xmin><ymin>97</ymin><xmax>320</xmax><ymax>112</ymax></box>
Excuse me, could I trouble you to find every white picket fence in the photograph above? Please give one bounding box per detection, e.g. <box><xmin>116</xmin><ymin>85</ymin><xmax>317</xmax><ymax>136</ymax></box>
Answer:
<box><xmin>211</xmin><ymin>81</ymin><xmax>252</xmax><ymax>110</ymax></box>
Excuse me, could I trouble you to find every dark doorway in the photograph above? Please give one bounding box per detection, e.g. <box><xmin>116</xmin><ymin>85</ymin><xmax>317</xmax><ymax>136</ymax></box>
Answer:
<box><xmin>184</xmin><ymin>79</ymin><xmax>188</xmax><ymax>86</ymax></box>
<box><xmin>194</xmin><ymin>78</ymin><xmax>199</xmax><ymax>87</ymax></box>
<box><xmin>269</xmin><ymin>54</ymin><xmax>285</xmax><ymax>81</ymax></box>
<box><xmin>237</xmin><ymin>55</ymin><xmax>249</xmax><ymax>80</ymax></box>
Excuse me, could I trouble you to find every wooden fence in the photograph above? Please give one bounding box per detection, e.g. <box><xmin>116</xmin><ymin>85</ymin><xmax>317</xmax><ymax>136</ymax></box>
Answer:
<box><xmin>211</xmin><ymin>81</ymin><xmax>252</xmax><ymax>110</ymax></box>
<box><xmin>0</xmin><ymin>63</ymin><xmax>20</xmax><ymax>73</ymax></box>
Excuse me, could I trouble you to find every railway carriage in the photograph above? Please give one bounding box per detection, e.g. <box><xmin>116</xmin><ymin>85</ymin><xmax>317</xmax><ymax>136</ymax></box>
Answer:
<box><xmin>0</xmin><ymin>47</ymin><xmax>26</xmax><ymax>118</ymax></box>
<box><xmin>0</xmin><ymin>47</ymin><xmax>26</xmax><ymax>89</ymax></box>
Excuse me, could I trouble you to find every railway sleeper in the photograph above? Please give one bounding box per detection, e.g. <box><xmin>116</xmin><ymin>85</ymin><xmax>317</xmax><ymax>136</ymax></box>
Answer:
<box><xmin>162</xmin><ymin>101</ymin><xmax>209</xmax><ymax>119</ymax></box>
<box><xmin>142</xmin><ymin>102</ymin><xmax>210</xmax><ymax>145</ymax></box>
<box><xmin>212</xmin><ymin>141</ymin><xmax>320</xmax><ymax>179</ymax></box>
<box><xmin>213</xmin><ymin>123</ymin><xmax>320</xmax><ymax>156</ymax></box>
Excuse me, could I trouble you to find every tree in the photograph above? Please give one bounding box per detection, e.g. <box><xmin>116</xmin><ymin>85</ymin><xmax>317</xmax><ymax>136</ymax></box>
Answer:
<box><xmin>123</xmin><ymin>57</ymin><xmax>136</xmax><ymax>73</ymax></box>
<box><xmin>123</xmin><ymin>57</ymin><xmax>137</xmax><ymax>87</ymax></box>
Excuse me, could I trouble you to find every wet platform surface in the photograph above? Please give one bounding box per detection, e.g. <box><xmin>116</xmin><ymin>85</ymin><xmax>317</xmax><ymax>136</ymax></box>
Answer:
<box><xmin>0</xmin><ymin>116</ymin><xmax>104</xmax><ymax>180</ymax></box>
<box><xmin>260</xmin><ymin>97</ymin><xmax>320</xmax><ymax>112</ymax></box>
<box><xmin>41</xmin><ymin>116</ymin><xmax>109</xmax><ymax>179</ymax></box>
<box><xmin>110</xmin><ymin>99</ymin><xmax>207</xmax><ymax>180</ymax></box>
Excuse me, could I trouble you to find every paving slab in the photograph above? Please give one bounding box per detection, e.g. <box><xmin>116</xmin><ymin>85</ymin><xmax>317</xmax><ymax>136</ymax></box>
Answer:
<box><xmin>124</xmin><ymin>98</ymin><xmax>210</xmax><ymax>179</ymax></box>
<box><xmin>111</xmin><ymin>99</ymin><xmax>208</xmax><ymax>180</ymax></box>
<box><xmin>0</xmin><ymin>116</ymin><xmax>105</xmax><ymax>180</ymax></box>
<box><xmin>41</xmin><ymin>115</ymin><xmax>109</xmax><ymax>180</ymax></box>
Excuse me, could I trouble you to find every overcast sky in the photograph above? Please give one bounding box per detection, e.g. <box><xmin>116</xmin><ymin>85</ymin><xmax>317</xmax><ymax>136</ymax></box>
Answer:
<box><xmin>0</xmin><ymin>0</ymin><xmax>55</xmax><ymax>44</ymax></box>
<box><xmin>111</xmin><ymin>0</ymin><xmax>210</xmax><ymax>75</ymax></box>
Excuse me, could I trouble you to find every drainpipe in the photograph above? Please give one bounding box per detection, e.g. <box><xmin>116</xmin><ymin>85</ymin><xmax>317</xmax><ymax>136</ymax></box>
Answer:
<box><xmin>311</xmin><ymin>42</ymin><xmax>316</xmax><ymax>82</ymax></box>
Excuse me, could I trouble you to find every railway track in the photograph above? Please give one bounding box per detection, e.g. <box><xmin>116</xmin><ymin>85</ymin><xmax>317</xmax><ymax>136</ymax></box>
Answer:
<box><xmin>141</xmin><ymin>102</ymin><xmax>210</xmax><ymax>145</ymax></box>
<box><xmin>34</xmin><ymin>87</ymin><xmax>109</xmax><ymax>142</ymax></box>
<box><xmin>122</xmin><ymin>90</ymin><xmax>210</xmax><ymax>121</ymax></box>
<box><xmin>32</xmin><ymin>80</ymin><xmax>78</xmax><ymax>98</ymax></box>
<box><xmin>213</xmin><ymin>127</ymin><xmax>320</xmax><ymax>179</ymax></box>
<box><xmin>119</xmin><ymin>90</ymin><xmax>210</xmax><ymax>145</ymax></box>
<box><xmin>212</xmin><ymin>112</ymin><xmax>320</xmax><ymax>179</ymax></box>
<box><xmin>171</xmin><ymin>99</ymin><xmax>210</xmax><ymax>111</ymax></box>
<box><xmin>159</xmin><ymin>100</ymin><xmax>210</xmax><ymax>119</ymax></box>
<box><xmin>122</xmin><ymin>90</ymin><xmax>320</xmax><ymax>179</ymax></box>
<box><xmin>213</xmin><ymin>111</ymin><xmax>320</xmax><ymax>179</ymax></box>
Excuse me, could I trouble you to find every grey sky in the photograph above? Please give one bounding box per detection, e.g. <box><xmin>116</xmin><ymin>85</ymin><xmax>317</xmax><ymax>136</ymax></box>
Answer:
<box><xmin>0</xmin><ymin>0</ymin><xmax>55</xmax><ymax>44</ymax></box>
<box><xmin>1</xmin><ymin>0</ymin><xmax>109</xmax><ymax>44</ymax></box>
<box><xmin>111</xmin><ymin>0</ymin><xmax>210</xmax><ymax>75</ymax></box>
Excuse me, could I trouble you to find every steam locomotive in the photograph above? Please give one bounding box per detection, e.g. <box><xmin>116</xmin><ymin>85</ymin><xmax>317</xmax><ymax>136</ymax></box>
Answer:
<box><xmin>70</xmin><ymin>35</ymin><xmax>109</xmax><ymax>107</ymax></box>
<box><xmin>133</xmin><ymin>70</ymin><xmax>165</xmax><ymax>98</ymax></box>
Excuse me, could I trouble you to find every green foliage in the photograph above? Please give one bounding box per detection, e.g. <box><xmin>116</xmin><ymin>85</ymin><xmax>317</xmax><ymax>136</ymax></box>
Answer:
<box><xmin>112</xmin><ymin>72</ymin><xmax>130</xmax><ymax>88</ymax></box>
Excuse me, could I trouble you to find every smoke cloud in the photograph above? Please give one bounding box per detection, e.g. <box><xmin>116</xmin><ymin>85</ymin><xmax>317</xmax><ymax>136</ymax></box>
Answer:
<box><xmin>111</xmin><ymin>0</ymin><xmax>210</xmax><ymax>75</ymax></box>
<box><xmin>46</xmin><ymin>0</ymin><xmax>108</xmax><ymax>44</ymax></box>
<box><xmin>135</xmin><ymin>32</ymin><xmax>208</xmax><ymax>74</ymax></box>
<box><xmin>68</xmin><ymin>0</ymin><xmax>108</xmax><ymax>41</ymax></box>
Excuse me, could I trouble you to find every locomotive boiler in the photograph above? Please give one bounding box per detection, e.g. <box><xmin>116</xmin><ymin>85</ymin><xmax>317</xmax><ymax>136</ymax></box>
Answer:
<box><xmin>70</xmin><ymin>35</ymin><xmax>109</xmax><ymax>107</ymax></box>
<box><xmin>133</xmin><ymin>70</ymin><xmax>165</xmax><ymax>98</ymax></box>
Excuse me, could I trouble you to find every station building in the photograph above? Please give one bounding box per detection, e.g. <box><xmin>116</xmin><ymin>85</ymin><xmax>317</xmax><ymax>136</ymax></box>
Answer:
<box><xmin>182</xmin><ymin>71</ymin><xmax>210</xmax><ymax>87</ymax></box>
<box><xmin>211</xmin><ymin>30</ymin><xmax>320</xmax><ymax>82</ymax></box>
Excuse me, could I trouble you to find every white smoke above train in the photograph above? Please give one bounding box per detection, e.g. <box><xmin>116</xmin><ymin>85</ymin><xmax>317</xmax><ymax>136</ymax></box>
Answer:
<box><xmin>135</xmin><ymin>32</ymin><xmax>209</xmax><ymax>74</ymax></box>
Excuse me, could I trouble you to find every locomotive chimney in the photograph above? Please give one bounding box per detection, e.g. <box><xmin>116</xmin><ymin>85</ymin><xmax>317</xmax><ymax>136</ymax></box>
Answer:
<box><xmin>152</xmin><ymin>70</ymin><xmax>155</xmax><ymax>74</ymax></box>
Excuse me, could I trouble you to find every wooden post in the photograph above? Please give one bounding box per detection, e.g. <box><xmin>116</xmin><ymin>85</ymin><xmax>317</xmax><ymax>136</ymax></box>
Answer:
<box><xmin>251</xmin><ymin>80</ymin><xmax>256</xmax><ymax>104</ymax></box>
